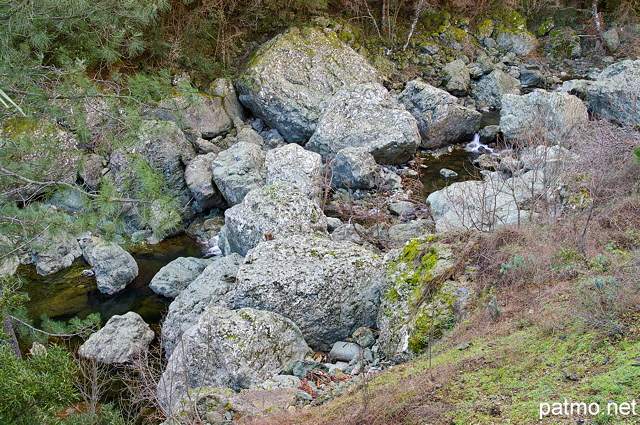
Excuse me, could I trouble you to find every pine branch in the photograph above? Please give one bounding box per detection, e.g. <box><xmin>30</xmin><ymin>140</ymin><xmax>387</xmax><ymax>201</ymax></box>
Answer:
<box><xmin>9</xmin><ymin>315</ymin><xmax>86</xmax><ymax>338</ymax></box>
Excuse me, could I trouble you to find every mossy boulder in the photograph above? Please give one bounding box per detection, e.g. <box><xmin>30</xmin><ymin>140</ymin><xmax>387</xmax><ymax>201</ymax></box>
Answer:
<box><xmin>377</xmin><ymin>238</ymin><xmax>469</xmax><ymax>361</ymax></box>
<box><xmin>236</xmin><ymin>26</ymin><xmax>381</xmax><ymax>144</ymax></box>
<box><xmin>548</xmin><ymin>27</ymin><xmax>581</xmax><ymax>58</ymax></box>
<box><xmin>493</xmin><ymin>10</ymin><xmax>538</xmax><ymax>56</ymax></box>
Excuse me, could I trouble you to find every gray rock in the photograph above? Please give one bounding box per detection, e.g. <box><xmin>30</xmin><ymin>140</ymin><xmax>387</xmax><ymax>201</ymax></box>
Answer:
<box><xmin>440</xmin><ymin>168</ymin><xmax>458</xmax><ymax>178</ymax></box>
<box><xmin>153</xmin><ymin>93</ymin><xmax>233</xmax><ymax>139</ymax></box>
<box><xmin>495</xmin><ymin>30</ymin><xmax>538</xmax><ymax>56</ymax></box>
<box><xmin>560</xmin><ymin>79</ymin><xmax>590</xmax><ymax>100</ymax></box>
<box><xmin>265</xmin><ymin>143</ymin><xmax>323</xmax><ymax>205</ymax></box>
<box><xmin>443</xmin><ymin>59</ymin><xmax>471</xmax><ymax>96</ymax></box>
<box><xmin>473</xmin><ymin>69</ymin><xmax>521</xmax><ymax>109</ymax></box>
<box><xmin>479</xmin><ymin>125</ymin><xmax>501</xmax><ymax>143</ymax></box>
<box><xmin>218</xmin><ymin>182</ymin><xmax>328</xmax><ymax>256</ymax></box>
<box><xmin>162</xmin><ymin>254</ymin><xmax>243</xmax><ymax>357</ymax></box>
<box><xmin>500</xmin><ymin>91</ymin><xmax>588</xmax><ymax>143</ymax></box>
<box><xmin>328</xmin><ymin>341</ymin><xmax>362</xmax><ymax>362</ymax></box>
<box><xmin>388</xmin><ymin>219</ymin><xmax>436</xmax><ymax>247</ymax></box>
<box><xmin>234</xmin><ymin>234</ymin><xmax>382</xmax><ymax>351</ymax></box>
<box><xmin>469</xmin><ymin>53</ymin><xmax>494</xmax><ymax>78</ymax></box>
<box><xmin>330</xmin><ymin>147</ymin><xmax>380</xmax><ymax>190</ymax></box>
<box><xmin>210</xmin><ymin>77</ymin><xmax>246</xmax><ymax>122</ymax></box>
<box><xmin>519</xmin><ymin>64</ymin><xmax>546</xmax><ymax>87</ymax></box>
<box><xmin>306</xmin><ymin>83</ymin><xmax>419</xmax><ymax>165</ymax></box>
<box><xmin>185</xmin><ymin>152</ymin><xmax>225</xmax><ymax>211</ymax></box>
<box><xmin>79</xmin><ymin>235</ymin><xmax>138</xmax><ymax>295</ymax></box>
<box><xmin>80</xmin><ymin>153</ymin><xmax>104</xmax><ymax>190</ymax></box>
<box><xmin>27</xmin><ymin>231</ymin><xmax>82</xmax><ymax>276</ymax></box>
<box><xmin>586</xmin><ymin>60</ymin><xmax>640</xmax><ymax>127</ymax></box>
<box><xmin>46</xmin><ymin>189</ymin><xmax>89</xmax><ymax>214</ymax></box>
<box><xmin>330</xmin><ymin>223</ymin><xmax>372</xmax><ymax>250</ymax></box>
<box><xmin>286</xmin><ymin>360</ymin><xmax>328</xmax><ymax>378</ymax></box>
<box><xmin>326</xmin><ymin>217</ymin><xmax>343</xmax><ymax>233</ymax></box>
<box><xmin>149</xmin><ymin>257</ymin><xmax>212</xmax><ymax>298</ymax></box>
<box><xmin>602</xmin><ymin>28</ymin><xmax>620</xmax><ymax>52</ymax></box>
<box><xmin>158</xmin><ymin>306</ymin><xmax>311</xmax><ymax>410</ymax></box>
<box><xmin>352</xmin><ymin>327</ymin><xmax>376</xmax><ymax>349</ymax></box>
<box><xmin>78</xmin><ymin>312</ymin><xmax>154</xmax><ymax>364</ymax></box>
<box><xmin>236</xmin><ymin>126</ymin><xmax>264</xmax><ymax>145</ymax></box>
<box><xmin>211</xmin><ymin>141</ymin><xmax>266</xmax><ymax>206</ymax></box>
<box><xmin>251</xmin><ymin>375</ymin><xmax>301</xmax><ymax>390</ymax></box>
<box><xmin>399</xmin><ymin>80</ymin><xmax>481</xmax><ymax>149</ymax></box>
<box><xmin>236</xmin><ymin>27</ymin><xmax>381</xmax><ymax>143</ymax></box>
<box><xmin>388</xmin><ymin>201</ymin><xmax>415</xmax><ymax>217</ymax></box>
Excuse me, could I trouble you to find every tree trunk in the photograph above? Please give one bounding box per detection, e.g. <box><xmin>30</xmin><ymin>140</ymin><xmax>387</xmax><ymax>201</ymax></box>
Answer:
<box><xmin>3</xmin><ymin>314</ymin><xmax>21</xmax><ymax>359</ymax></box>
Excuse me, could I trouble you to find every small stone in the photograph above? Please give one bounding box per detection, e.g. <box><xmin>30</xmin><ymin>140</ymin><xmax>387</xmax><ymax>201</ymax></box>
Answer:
<box><xmin>457</xmin><ymin>342</ymin><xmax>471</xmax><ymax>350</ymax></box>
<box><xmin>439</xmin><ymin>168</ymin><xmax>458</xmax><ymax>178</ymax></box>
<box><xmin>389</xmin><ymin>201</ymin><xmax>415</xmax><ymax>217</ymax></box>
<box><xmin>328</xmin><ymin>341</ymin><xmax>363</xmax><ymax>362</ymax></box>
<box><xmin>352</xmin><ymin>327</ymin><xmax>376</xmax><ymax>348</ymax></box>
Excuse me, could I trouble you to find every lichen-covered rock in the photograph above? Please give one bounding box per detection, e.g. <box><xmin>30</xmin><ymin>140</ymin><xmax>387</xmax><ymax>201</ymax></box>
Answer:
<box><xmin>377</xmin><ymin>239</ymin><xmax>469</xmax><ymax>361</ymax></box>
<box><xmin>399</xmin><ymin>80</ymin><xmax>481</xmax><ymax>149</ymax></box>
<box><xmin>184</xmin><ymin>152</ymin><xmax>225</xmax><ymax>211</ymax></box>
<box><xmin>79</xmin><ymin>235</ymin><xmax>138</xmax><ymax>295</ymax></box>
<box><xmin>80</xmin><ymin>153</ymin><xmax>104</xmax><ymax>190</ymax></box>
<box><xmin>330</xmin><ymin>147</ymin><xmax>380</xmax><ymax>190</ymax></box>
<box><xmin>500</xmin><ymin>91</ymin><xmax>588</xmax><ymax>143</ymax></box>
<box><xmin>548</xmin><ymin>27</ymin><xmax>581</xmax><ymax>58</ymax></box>
<box><xmin>162</xmin><ymin>254</ymin><xmax>243</xmax><ymax>357</ymax></box>
<box><xmin>210</xmin><ymin>77</ymin><xmax>246</xmax><ymax>123</ymax></box>
<box><xmin>26</xmin><ymin>231</ymin><xmax>82</xmax><ymax>276</ymax></box>
<box><xmin>234</xmin><ymin>234</ymin><xmax>382</xmax><ymax>351</ymax></box>
<box><xmin>265</xmin><ymin>143</ymin><xmax>323</xmax><ymax>205</ymax></box>
<box><xmin>78</xmin><ymin>312</ymin><xmax>154</xmax><ymax>364</ymax></box>
<box><xmin>158</xmin><ymin>306</ymin><xmax>311</xmax><ymax>410</ymax></box>
<box><xmin>153</xmin><ymin>93</ymin><xmax>234</xmax><ymax>140</ymax></box>
<box><xmin>602</xmin><ymin>28</ymin><xmax>620</xmax><ymax>52</ymax></box>
<box><xmin>388</xmin><ymin>219</ymin><xmax>436</xmax><ymax>248</ymax></box>
<box><xmin>305</xmin><ymin>82</ymin><xmax>420</xmax><ymax>165</ymax></box>
<box><xmin>443</xmin><ymin>59</ymin><xmax>471</xmax><ymax>96</ymax></box>
<box><xmin>218</xmin><ymin>182</ymin><xmax>328</xmax><ymax>256</ymax></box>
<box><xmin>211</xmin><ymin>141</ymin><xmax>266</xmax><ymax>206</ymax></box>
<box><xmin>586</xmin><ymin>60</ymin><xmax>640</xmax><ymax>127</ymax></box>
<box><xmin>236</xmin><ymin>26</ymin><xmax>381</xmax><ymax>143</ymax></box>
<box><xmin>473</xmin><ymin>69</ymin><xmax>521</xmax><ymax>109</ymax></box>
<box><xmin>149</xmin><ymin>257</ymin><xmax>212</xmax><ymax>298</ymax></box>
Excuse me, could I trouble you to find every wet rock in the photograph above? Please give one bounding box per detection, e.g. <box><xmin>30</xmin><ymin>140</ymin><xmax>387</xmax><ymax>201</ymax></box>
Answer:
<box><xmin>265</xmin><ymin>143</ymin><xmax>323</xmax><ymax>205</ymax></box>
<box><xmin>306</xmin><ymin>82</ymin><xmax>419</xmax><ymax>165</ymax></box>
<box><xmin>236</xmin><ymin>26</ymin><xmax>381</xmax><ymax>143</ymax></box>
<box><xmin>473</xmin><ymin>69</ymin><xmax>521</xmax><ymax>109</ymax></box>
<box><xmin>158</xmin><ymin>306</ymin><xmax>311</xmax><ymax>410</ymax></box>
<box><xmin>211</xmin><ymin>141</ymin><xmax>266</xmax><ymax>206</ymax></box>
<box><xmin>399</xmin><ymin>79</ymin><xmax>481</xmax><ymax>149</ymax></box>
<box><xmin>79</xmin><ymin>235</ymin><xmax>138</xmax><ymax>295</ymax></box>
<box><xmin>78</xmin><ymin>312</ymin><xmax>154</xmax><ymax>364</ymax></box>
<box><xmin>162</xmin><ymin>254</ymin><xmax>243</xmax><ymax>357</ymax></box>
<box><xmin>218</xmin><ymin>181</ymin><xmax>328</xmax><ymax>256</ymax></box>
<box><xmin>149</xmin><ymin>257</ymin><xmax>212</xmax><ymax>298</ymax></box>
<box><xmin>500</xmin><ymin>91</ymin><xmax>588</xmax><ymax>143</ymax></box>
<box><xmin>184</xmin><ymin>152</ymin><xmax>225</xmax><ymax>211</ymax></box>
<box><xmin>234</xmin><ymin>234</ymin><xmax>382</xmax><ymax>351</ymax></box>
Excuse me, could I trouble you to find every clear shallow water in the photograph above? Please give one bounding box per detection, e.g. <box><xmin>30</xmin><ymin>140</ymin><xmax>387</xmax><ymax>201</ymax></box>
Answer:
<box><xmin>20</xmin><ymin>234</ymin><xmax>205</xmax><ymax>326</ymax></box>
<box><xmin>418</xmin><ymin>147</ymin><xmax>481</xmax><ymax>198</ymax></box>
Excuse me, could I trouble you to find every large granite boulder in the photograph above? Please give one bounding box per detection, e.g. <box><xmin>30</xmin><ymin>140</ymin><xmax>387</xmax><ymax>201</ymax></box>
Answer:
<box><xmin>26</xmin><ymin>231</ymin><xmax>82</xmax><ymax>276</ymax></box>
<box><xmin>443</xmin><ymin>59</ymin><xmax>471</xmax><ymax>96</ymax></box>
<box><xmin>399</xmin><ymin>80</ymin><xmax>481</xmax><ymax>149</ymax></box>
<box><xmin>218</xmin><ymin>182</ymin><xmax>328</xmax><ymax>256</ymax></box>
<box><xmin>184</xmin><ymin>152</ymin><xmax>225</xmax><ymax>211</ymax></box>
<box><xmin>158</xmin><ymin>306</ymin><xmax>311</xmax><ymax>410</ymax></box>
<box><xmin>306</xmin><ymin>82</ymin><xmax>420</xmax><ymax>164</ymax></box>
<box><xmin>496</xmin><ymin>29</ymin><xmax>538</xmax><ymax>56</ymax></box>
<box><xmin>211</xmin><ymin>141</ymin><xmax>266</xmax><ymax>206</ymax></box>
<box><xmin>149</xmin><ymin>257</ymin><xmax>212</xmax><ymax>298</ymax></box>
<box><xmin>79</xmin><ymin>235</ymin><xmax>138</xmax><ymax>295</ymax></box>
<box><xmin>265</xmin><ymin>143</ymin><xmax>323</xmax><ymax>205</ymax></box>
<box><xmin>586</xmin><ymin>60</ymin><xmax>640</xmax><ymax>127</ymax></box>
<box><xmin>236</xmin><ymin>26</ymin><xmax>381</xmax><ymax>143</ymax></box>
<box><xmin>162</xmin><ymin>254</ymin><xmax>243</xmax><ymax>357</ymax></box>
<box><xmin>78</xmin><ymin>312</ymin><xmax>154</xmax><ymax>364</ymax></box>
<box><xmin>473</xmin><ymin>69</ymin><xmax>521</xmax><ymax>109</ymax></box>
<box><xmin>234</xmin><ymin>234</ymin><xmax>382</xmax><ymax>351</ymax></box>
<box><xmin>500</xmin><ymin>91</ymin><xmax>588</xmax><ymax>143</ymax></box>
